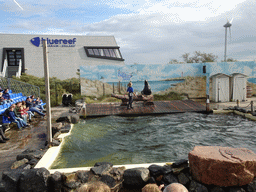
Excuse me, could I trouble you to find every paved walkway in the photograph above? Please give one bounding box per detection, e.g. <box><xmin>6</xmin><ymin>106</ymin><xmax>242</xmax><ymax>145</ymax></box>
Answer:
<box><xmin>209</xmin><ymin>97</ymin><xmax>256</xmax><ymax>110</ymax></box>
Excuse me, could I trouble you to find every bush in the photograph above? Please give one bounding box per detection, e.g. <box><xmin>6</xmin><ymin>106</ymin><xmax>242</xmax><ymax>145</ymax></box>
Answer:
<box><xmin>13</xmin><ymin>74</ymin><xmax>81</xmax><ymax>107</ymax></box>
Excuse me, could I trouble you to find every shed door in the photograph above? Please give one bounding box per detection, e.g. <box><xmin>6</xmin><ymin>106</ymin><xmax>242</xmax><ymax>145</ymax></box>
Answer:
<box><xmin>234</xmin><ymin>77</ymin><xmax>245</xmax><ymax>101</ymax></box>
<box><xmin>218</xmin><ymin>78</ymin><xmax>229</xmax><ymax>102</ymax></box>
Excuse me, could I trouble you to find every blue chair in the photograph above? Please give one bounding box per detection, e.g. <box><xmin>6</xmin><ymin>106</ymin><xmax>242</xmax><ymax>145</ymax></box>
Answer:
<box><xmin>9</xmin><ymin>90</ymin><xmax>12</xmax><ymax>93</ymax></box>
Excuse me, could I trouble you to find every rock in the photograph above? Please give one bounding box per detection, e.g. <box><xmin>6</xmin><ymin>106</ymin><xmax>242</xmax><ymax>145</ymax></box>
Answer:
<box><xmin>172</xmin><ymin>159</ymin><xmax>189</xmax><ymax>168</ymax></box>
<box><xmin>210</xmin><ymin>186</ymin><xmax>225</xmax><ymax>192</ymax></box>
<box><xmin>188</xmin><ymin>146</ymin><xmax>256</xmax><ymax>186</ymax></box>
<box><xmin>94</xmin><ymin>162</ymin><xmax>113</xmax><ymax>167</ymax></box>
<box><xmin>17</xmin><ymin>148</ymin><xmax>43</xmax><ymax>161</ymax></box>
<box><xmin>163</xmin><ymin>183</ymin><xmax>188</xmax><ymax>192</ymax></box>
<box><xmin>178</xmin><ymin>172</ymin><xmax>190</xmax><ymax>186</ymax></box>
<box><xmin>247</xmin><ymin>179</ymin><xmax>256</xmax><ymax>192</ymax></box>
<box><xmin>51</xmin><ymin>139</ymin><xmax>61</xmax><ymax>146</ymax></box>
<box><xmin>100</xmin><ymin>174</ymin><xmax>116</xmax><ymax>188</ymax></box>
<box><xmin>27</xmin><ymin>158</ymin><xmax>39</xmax><ymax>166</ymax></box>
<box><xmin>56</xmin><ymin>116</ymin><xmax>70</xmax><ymax>123</ymax></box>
<box><xmin>0</xmin><ymin>181</ymin><xmax>7</xmax><ymax>192</ymax></box>
<box><xmin>53</xmin><ymin>131</ymin><xmax>62</xmax><ymax>139</ymax></box>
<box><xmin>48</xmin><ymin>171</ymin><xmax>63</xmax><ymax>192</ymax></box>
<box><xmin>64</xmin><ymin>173</ymin><xmax>81</xmax><ymax>189</ymax></box>
<box><xmin>52</xmin><ymin>123</ymin><xmax>62</xmax><ymax>137</ymax></box>
<box><xmin>109</xmin><ymin>166</ymin><xmax>125</xmax><ymax>181</ymax></box>
<box><xmin>229</xmin><ymin>187</ymin><xmax>246</xmax><ymax>192</ymax></box>
<box><xmin>76</xmin><ymin>170</ymin><xmax>90</xmax><ymax>183</ymax></box>
<box><xmin>91</xmin><ymin>163</ymin><xmax>112</xmax><ymax>176</ymax></box>
<box><xmin>148</xmin><ymin>164</ymin><xmax>166</xmax><ymax>177</ymax></box>
<box><xmin>71</xmin><ymin>114</ymin><xmax>80</xmax><ymax>124</ymax></box>
<box><xmin>60</xmin><ymin>124</ymin><xmax>71</xmax><ymax>133</ymax></box>
<box><xmin>20</xmin><ymin>168</ymin><xmax>50</xmax><ymax>192</ymax></box>
<box><xmin>123</xmin><ymin>167</ymin><xmax>150</xmax><ymax>188</ymax></box>
<box><xmin>16</xmin><ymin>153</ymin><xmax>35</xmax><ymax>161</ymax></box>
<box><xmin>17</xmin><ymin>164</ymin><xmax>31</xmax><ymax>170</ymax></box>
<box><xmin>189</xmin><ymin>180</ymin><xmax>208</xmax><ymax>192</ymax></box>
<box><xmin>11</xmin><ymin>158</ymin><xmax>29</xmax><ymax>169</ymax></box>
<box><xmin>162</xmin><ymin>173</ymin><xmax>178</xmax><ymax>185</ymax></box>
<box><xmin>52</xmin><ymin>123</ymin><xmax>63</xmax><ymax>131</ymax></box>
<box><xmin>147</xmin><ymin>177</ymin><xmax>156</xmax><ymax>184</ymax></box>
<box><xmin>2</xmin><ymin>169</ymin><xmax>29</xmax><ymax>192</ymax></box>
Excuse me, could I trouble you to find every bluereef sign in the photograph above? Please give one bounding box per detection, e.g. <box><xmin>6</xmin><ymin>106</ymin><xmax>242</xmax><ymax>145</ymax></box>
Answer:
<box><xmin>30</xmin><ymin>37</ymin><xmax>76</xmax><ymax>47</ymax></box>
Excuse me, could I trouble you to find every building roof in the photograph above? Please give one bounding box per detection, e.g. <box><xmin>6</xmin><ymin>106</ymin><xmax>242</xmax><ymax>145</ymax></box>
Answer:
<box><xmin>210</xmin><ymin>73</ymin><xmax>230</xmax><ymax>79</ymax></box>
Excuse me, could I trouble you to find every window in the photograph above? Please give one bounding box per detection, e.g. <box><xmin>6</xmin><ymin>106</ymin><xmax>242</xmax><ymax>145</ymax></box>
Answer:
<box><xmin>84</xmin><ymin>46</ymin><xmax>124</xmax><ymax>61</ymax></box>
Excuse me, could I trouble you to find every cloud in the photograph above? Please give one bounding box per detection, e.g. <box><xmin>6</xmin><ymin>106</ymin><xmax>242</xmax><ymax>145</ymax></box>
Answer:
<box><xmin>1</xmin><ymin>0</ymin><xmax>256</xmax><ymax>65</ymax></box>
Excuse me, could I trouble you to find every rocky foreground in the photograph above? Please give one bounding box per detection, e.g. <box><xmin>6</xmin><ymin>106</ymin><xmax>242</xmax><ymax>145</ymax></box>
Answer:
<box><xmin>1</xmin><ymin>145</ymin><xmax>256</xmax><ymax>192</ymax></box>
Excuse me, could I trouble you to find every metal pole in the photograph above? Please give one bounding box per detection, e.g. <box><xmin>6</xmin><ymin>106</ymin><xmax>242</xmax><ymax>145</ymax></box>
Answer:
<box><xmin>43</xmin><ymin>40</ymin><xmax>52</xmax><ymax>144</ymax></box>
<box><xmin>251</xmin><ymin>101</ymin><xmax>254</xmax><ymax>113</ymax></box>
<box><xmin>113</xmin><ymin>83</ymin><xmax>114</xmax><ymax>93</ymax></box>
<box><xmin>55</xmin><ymin>81</ymin><xmax>58</xmax><ymax>106</ymax></box>
<box><xmin>224</xmin><ymin>27</ymin><xmax>227</xmax><ymax>62</ymax></box>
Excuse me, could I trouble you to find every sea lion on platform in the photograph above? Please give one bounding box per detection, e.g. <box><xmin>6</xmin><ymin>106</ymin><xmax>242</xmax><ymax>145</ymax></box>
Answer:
<box><xmin>141</xmin><ymin>80</ymin><xmax>152</xmax><ymax>95</ymax></box>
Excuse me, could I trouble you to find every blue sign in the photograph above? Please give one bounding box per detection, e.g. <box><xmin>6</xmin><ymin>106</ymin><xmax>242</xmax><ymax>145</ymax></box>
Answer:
<box><xmin>30</xmin><ymin>37</ymin><xmax>76</xmax><ymax>47</ymax></box>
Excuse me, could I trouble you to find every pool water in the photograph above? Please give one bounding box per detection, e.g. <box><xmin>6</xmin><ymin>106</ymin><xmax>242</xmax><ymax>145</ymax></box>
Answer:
<box><xmin>50</xmin><ymin>113</ymin><xmax>256</xmax><ymax>169</ymax></box>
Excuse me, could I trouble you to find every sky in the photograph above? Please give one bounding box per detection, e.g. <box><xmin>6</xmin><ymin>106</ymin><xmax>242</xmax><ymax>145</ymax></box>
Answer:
<box><xmin>1</xmin><ymin>0</ymin><xmax>256</xmax><ymax>64</ymax></box>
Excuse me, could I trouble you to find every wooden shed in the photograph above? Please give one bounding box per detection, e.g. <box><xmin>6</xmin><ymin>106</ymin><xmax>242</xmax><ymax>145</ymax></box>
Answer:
<box><xmin>230</xmin><ymin>73</ymin><xmax>247</xmax><ymax>102</ymax></box>
<box><xmin>210</xmin><ymin>73</ymin><xmax>230</xmax><ymax>102</ymax></box>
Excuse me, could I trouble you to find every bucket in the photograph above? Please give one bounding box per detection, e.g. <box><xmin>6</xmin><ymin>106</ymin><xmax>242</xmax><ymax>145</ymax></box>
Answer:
<box><xmin>247</xmin><ymin>86</ymin><xmax>252</xmax><ymax>98</ymax></box>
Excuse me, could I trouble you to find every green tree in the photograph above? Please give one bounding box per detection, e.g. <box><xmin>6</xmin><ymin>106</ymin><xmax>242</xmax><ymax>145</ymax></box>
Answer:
<box><xmin>168</xmin><ymin>59</ymin><xmax>184</xmax><ymax>64</ymax></box>
<box><xmin>182</xmin><ymin>51</ymin><xmax>218</xmax><ymax>63</ymax></box>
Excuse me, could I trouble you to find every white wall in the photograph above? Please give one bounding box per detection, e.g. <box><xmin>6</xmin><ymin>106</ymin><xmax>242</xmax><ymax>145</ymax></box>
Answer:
<box><xmin>0</xmin><ymin>34</ymin><xmax>125</xmax><ymax>80</ymax></box>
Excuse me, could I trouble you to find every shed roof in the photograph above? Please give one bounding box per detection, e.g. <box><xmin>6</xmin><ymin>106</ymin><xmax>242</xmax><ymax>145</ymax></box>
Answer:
<box><xmin>210</xmin><ymin>73</ymin><xmax>230</xmax><ymax>79</ymax></box>
<box><xmin>230</xmin><ymin>73</ymin><xmax>248</xmax><ymax>77</ymax></box>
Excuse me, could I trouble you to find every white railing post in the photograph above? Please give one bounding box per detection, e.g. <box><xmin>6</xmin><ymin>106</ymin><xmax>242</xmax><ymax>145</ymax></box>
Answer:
<box><xmin>16</xmin><ymin>59</ymin><xmax>22</xmax><ymax>78</ymax></box>
<box><xmin>1</xmin><ymin>59</ymin><xmax>7</xmax><ymax>77</ymax></box>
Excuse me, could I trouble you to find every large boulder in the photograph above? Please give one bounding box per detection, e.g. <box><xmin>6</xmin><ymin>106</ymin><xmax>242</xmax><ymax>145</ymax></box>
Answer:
<box><xmin>91</xmin><ymin>162</ymin><xmax>113</xmax><ymax>176</ymax></box>
<box><xmin>188</xmin><ymin>146</ymin><xmax>256</xmax><ymax>187</ymax></box>
<box><xmin>2</xmin><ymin>169</ymin><xmax>30</xmax><ymax>192</ymax></box>
<box><xmin>19</xmin><ymin>168</ymin><xmax>50</xmax><ymax>192</ymax></box>
<box><xmin>123</xmin><ymin>167</ymin><xmax>150</xmax><ymax>188</ymax></box>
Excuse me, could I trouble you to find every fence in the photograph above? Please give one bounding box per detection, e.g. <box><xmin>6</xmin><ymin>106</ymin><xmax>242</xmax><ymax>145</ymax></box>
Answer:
<box><xmin>0</xmin><ymin>77</ymin><xmax>40</xmax><ymax>97</ymax></box>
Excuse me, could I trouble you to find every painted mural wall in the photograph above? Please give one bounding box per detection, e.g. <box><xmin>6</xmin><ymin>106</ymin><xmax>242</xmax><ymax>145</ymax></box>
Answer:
<box><xmin>80</xmin><ymin>61</ymin><xmax>256</xmax><ymax>99</ymax></box>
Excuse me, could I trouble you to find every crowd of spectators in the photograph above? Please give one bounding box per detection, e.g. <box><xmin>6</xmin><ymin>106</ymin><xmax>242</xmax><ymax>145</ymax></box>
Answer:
<box><xmin>0</xmin><ymin>88</ymin><xmax>46</xmax><ymax>143</ymax></box>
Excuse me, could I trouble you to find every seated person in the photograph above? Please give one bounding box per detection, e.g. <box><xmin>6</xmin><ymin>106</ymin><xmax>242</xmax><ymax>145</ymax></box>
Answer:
<box><xmin>22</xmin><ymin>100</ymin><xmax>33</xmax><ymax>122</ymax></box>
<box><xmin>26</xmin><ymin>97</ymin><xmax>45</xmax><ymax>117</ymax></box>
<box><xmin>141</xmin><ymin>80</ymin><xmax>152</xmax><ymax>95</ymax></box>
<box><xmin>2</xmin><ymin>89</ymin><xmax>13</xmax><ymax>103</ymax></box>
<box><xmin>0</xmin><ymin>124</ymin><xmax>10</xmax><ymax>143</ymax></box>
<box><xmin>5</xmin><ymin>105</ymin><xmax>28</xmax><ymax>130</ymax></box>
<box><xmin>35</xmin><ymin>97</ymin><xmax>44</xmax><ymax>112</ymax></box>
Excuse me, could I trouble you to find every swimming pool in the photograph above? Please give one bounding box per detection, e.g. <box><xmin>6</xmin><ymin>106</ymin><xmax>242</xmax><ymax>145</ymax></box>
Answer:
<box><xmin>50</xmin><ymin>113</ymin><xmax>256</xmax><ymax>169</ymax></box>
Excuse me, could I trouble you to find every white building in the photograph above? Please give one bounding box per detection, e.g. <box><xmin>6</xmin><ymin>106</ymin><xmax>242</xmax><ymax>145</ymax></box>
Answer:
<box><xmin>230</xmin><ymin>73</ymin><xmax>247</xmax><ymax>102</ymax></box>
<box><xmin>0</xmin><ymin>34</ymin><xmax>125</xmax><ymax>80</ymax></box>
<box><xmin>210</xmin><ymin>73</ymin><xmax>230</xmax><ymax>102</ymax></box>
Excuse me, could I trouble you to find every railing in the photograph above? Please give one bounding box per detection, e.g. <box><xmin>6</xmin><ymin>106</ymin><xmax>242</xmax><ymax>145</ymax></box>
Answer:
<box><xmin>0</xmin><ymin>77</ymin><xmax>40</xmax><ymax>97</ymax></box>
<box><xmin>16</xmin><ymin>59</ymin><xmax>22</xmax><ymax>78</ymax></box>
<box><xmin>1</xmin><ymin>59</ymin><xmax>7</xmax><ymax>78</ymax></box>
